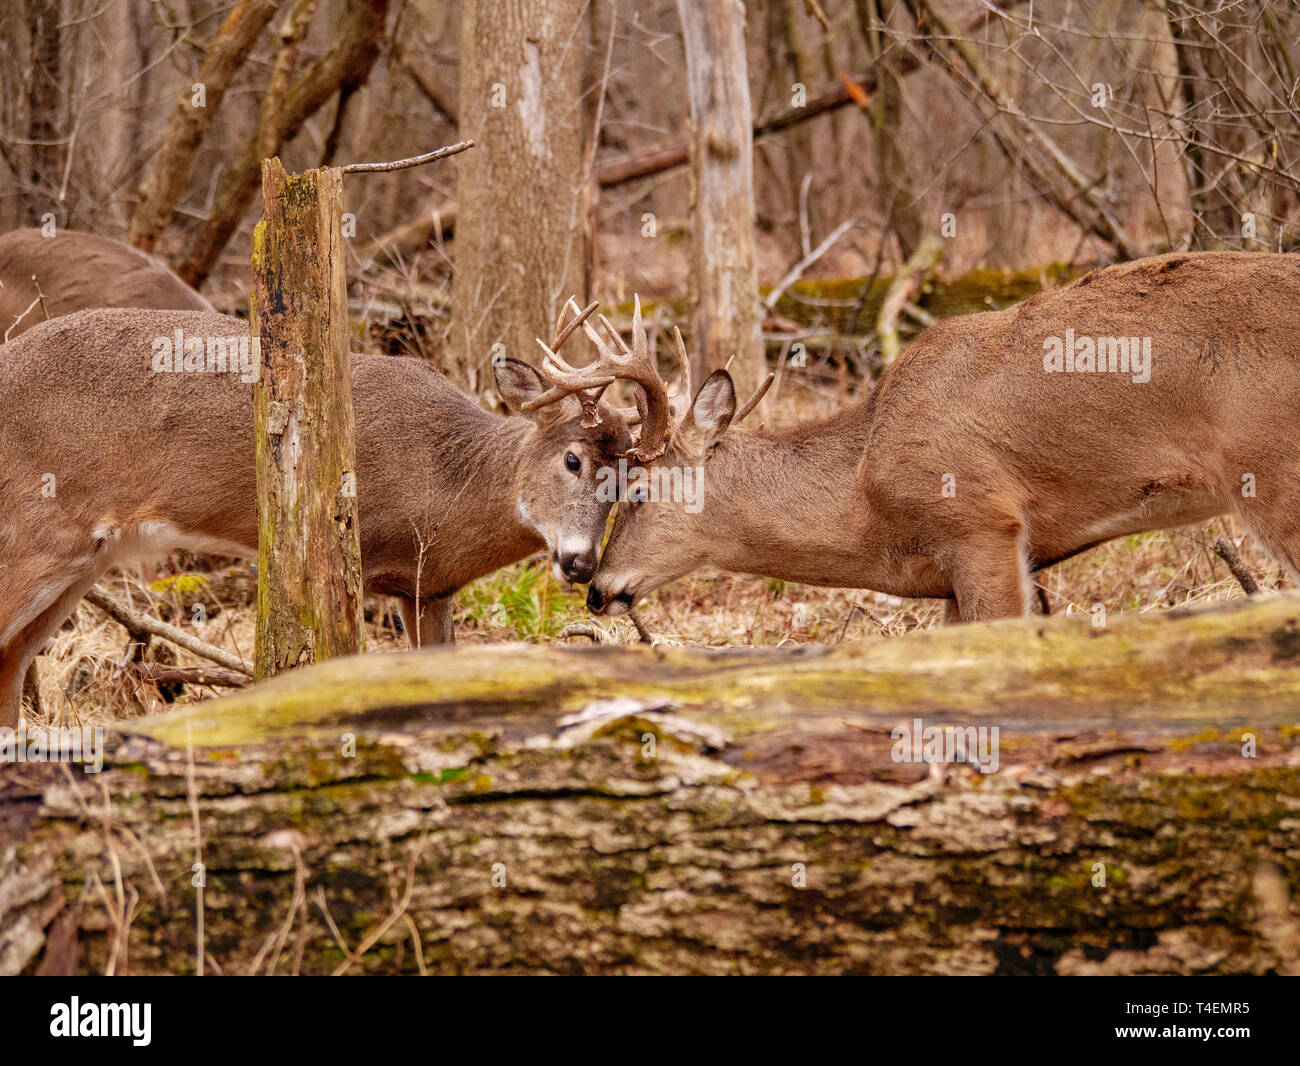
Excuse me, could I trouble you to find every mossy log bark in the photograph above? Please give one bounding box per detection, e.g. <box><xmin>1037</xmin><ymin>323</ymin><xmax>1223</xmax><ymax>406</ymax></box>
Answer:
<box><xmin>764</xmin><ymin>260</ymin><xmax>1083</xmax><ymax>337</ymax></box>
<box><xmin>3</xmin><ymin>596</ymin><xmax>1300</xmax><ymax>975</ymax></box>
<box><xmin>612</xmin><ymin>262</ymin><xmax>1084</xmax><ymax>352</ymax></box>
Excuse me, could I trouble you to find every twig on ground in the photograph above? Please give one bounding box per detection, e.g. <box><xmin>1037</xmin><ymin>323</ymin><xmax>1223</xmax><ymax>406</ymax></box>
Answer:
<box><xmin>628</xmin><ymin>609</ymin><xmax>654</xmax><ymax>644</ymax></box>
<box><xmin>1213</xmin><ymin>537</ymin><xmax>1261</xmax><ymax>596</ymax></box>
<box><xmin>84</xmin><ymin>587</ymin><xmax>252</xmax><ymax>676</ymax></box>
<box><xmin>131</xmin><ymin>662</ymin><xmax>250</xmax><ymax>689</ymax></box>
<box><xmin>558</xmin><ymin>623</ymin><xmax>604</xmax><ymax>643</ymax></box>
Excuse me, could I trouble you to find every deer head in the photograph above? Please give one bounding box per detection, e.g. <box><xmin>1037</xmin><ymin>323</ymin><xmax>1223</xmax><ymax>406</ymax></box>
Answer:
<box><xmin>585</xmin><ymin>328</ymin><xmax>772</xmax><ymax>615</ymax></box>
<box><xmin>493</xmin><ymin>297</ymin><xmax>683</xmax><ymax>585</ymax></box>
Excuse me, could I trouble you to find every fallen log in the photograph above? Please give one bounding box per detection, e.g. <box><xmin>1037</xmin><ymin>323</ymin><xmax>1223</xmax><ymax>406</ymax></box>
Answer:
<box><xmin>3</xmin><ymin>594</ymin><xmax>1299</xmax><ymax>975</ymax></box>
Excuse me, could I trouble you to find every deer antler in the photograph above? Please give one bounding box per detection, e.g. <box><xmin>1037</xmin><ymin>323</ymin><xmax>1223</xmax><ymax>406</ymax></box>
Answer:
<box><xmin>591</xmin><ymin>296</ymin><xmax>673</xmax><ymax>461</ymax></box>
<box><xmin>526</xmin><ymin>296</ymin><xmax>728</xmax><ymax>459</ymax></box>
<box><xmin>608</xmin><ymin>312</ymin><xmax>772</xmax><ymax>445</ymax></box>
<box><xmin>666</xmin><ymin>326</ymin><xmax>694</xmax><ymax>424</ymax></box>
<box><xmin>733</xmin><ymin>372</ymin><xmax>774</xmax><ymax>425</ymax></box>
<box><xmin>520</xmin><ymin>299</ymin><xmax>613</xmax><ymax>427</ymax></box>
<box><xmin>612</xmin><ymin>324</ymin><xmax>692</xmax><ymax>428</ymax></box>
<box><xmin>533</xmin><ymin>295</ymin><xmax>674</xmax><ymax>460</ymax></box>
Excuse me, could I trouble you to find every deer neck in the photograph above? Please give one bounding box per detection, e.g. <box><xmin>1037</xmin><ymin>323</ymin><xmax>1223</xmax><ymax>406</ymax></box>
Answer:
<box><xmin>700</xmin><ymin>423</ymin><xmax>891</xmax><ymax>590</ymax></box>
<box><xmin>386</xmin><ymin>413</ymin><xmax>544</xmax><ymax>594</ymax></box>
<box><xmin>474</xmin><ymin>417</ymin><xmax>549</xmax><ymax>559</ymax></box>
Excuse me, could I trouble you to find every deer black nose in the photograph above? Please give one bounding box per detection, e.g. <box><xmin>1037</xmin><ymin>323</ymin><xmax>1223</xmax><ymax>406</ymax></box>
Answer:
<box><xmin>586</xmin><ymin>585</ymin><xmax>605</xmax><ymax>612</ymax></box>
<box><xmin>559</xmin><ymin>550</ymin><xmax>596</xmax><ymax>584</ymax></box>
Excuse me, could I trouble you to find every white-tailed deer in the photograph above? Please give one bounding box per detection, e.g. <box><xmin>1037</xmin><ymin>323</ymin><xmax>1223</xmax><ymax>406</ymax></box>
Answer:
<box><xmin>586</xmin><ymin>252</ymin><xmax>1300</xmax><ymax>626</ymax></box>
<box><xmin>0</xmin><ymin>298</ymin><xmax>681</xmax><ymax>725</ymax></box>
<box><xmin>0</xmin><ymin>228</ymin><xmax>213</xmax><ymax>340</ymax></box>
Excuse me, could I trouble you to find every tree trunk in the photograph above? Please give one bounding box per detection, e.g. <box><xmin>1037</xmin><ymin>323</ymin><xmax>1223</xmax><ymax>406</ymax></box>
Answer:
<box><xmin>777</xmin><ymin>0</ymin><xmax>819</xmax><ymax>251</ymax></box>
<box><xmin>4</xmin><ymin>595</ymin><xmax>1299</xmax><ymax>975</ymax></box>
<box><xmin>446</xmin><ymin>0</ymin><xmax>588</xmax><ymax>396</ymax></box>
<box><xmin>677</xmin><ymin>0</ymin><xmax>763</xmax><ymax>403</ymax></box>
<box><xmin>855</xmin><ymin>0</ymin><xmax>923</xmax><ymax>261</ymax></box>
<box><xmin>250</xmin><ymin>158</ymin><xmax>365</xmax><ymax>678</ymax></box>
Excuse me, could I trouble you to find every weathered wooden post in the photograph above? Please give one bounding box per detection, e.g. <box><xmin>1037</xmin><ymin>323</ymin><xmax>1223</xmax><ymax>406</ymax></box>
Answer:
<box><xmin>251</xmin><ymin>157</ymin><xmax>365</xmax><ymax>678</ymax></box>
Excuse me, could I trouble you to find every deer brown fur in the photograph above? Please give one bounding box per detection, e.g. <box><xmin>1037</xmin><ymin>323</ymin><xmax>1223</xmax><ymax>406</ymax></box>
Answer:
<box><xmin>589</xmin><ymin>252</ymin><xmax>1300</xmax><ymax>624</ymax></box>
<box><xmin>0</xmin><ymin>228</ymin><xmax>212</xmax><ymax>340</ymax></box>
<box><xmin>0</xmin><ymin>308</ymin><xmax>633</xmax><ymax>725</ymax></box>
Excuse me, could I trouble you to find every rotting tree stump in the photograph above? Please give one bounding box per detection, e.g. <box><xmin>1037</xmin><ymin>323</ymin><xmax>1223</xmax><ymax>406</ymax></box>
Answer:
<box><xmin>251</xmin><ymin>157</ymin><xmax>365</xmax><ymax>680</ymax></box>
<box><xmin>3</xmin><ymin>595</ymin><xmax>1300</xmax><ymax>975</ymax></box>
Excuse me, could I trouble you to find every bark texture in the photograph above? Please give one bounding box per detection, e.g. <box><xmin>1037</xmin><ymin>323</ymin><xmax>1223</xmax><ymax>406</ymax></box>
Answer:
<box><xmin>678</xmin><ymin>0</ymin><xmax>762</xmax><ymax>400</ymax></box>
<box><xmin>3</xmin><ymin>595</ymin><xmax>1300</xmax><ymax>975</ymax></box>
<box><xmin>447</xmin><ymin>0</ymin><xmax>588</xmax><ymax>394</ymax></box>
<box><xmin>250</xmin><ymin>158</ymin><xmax>365</xmax><ymax>678</ymax></box>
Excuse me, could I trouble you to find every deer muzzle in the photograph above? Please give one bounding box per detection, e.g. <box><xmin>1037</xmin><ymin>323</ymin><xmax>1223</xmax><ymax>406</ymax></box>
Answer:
<box><xmin>586</xmin><ymin>583</ymin><xmax>634</xmax><ymax>616</ymax></box>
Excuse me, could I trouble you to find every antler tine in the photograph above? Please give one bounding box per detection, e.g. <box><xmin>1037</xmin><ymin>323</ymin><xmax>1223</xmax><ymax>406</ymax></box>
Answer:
<box><xmin>520</xmin><ymin>297</ymin><xmax>614</xmax><ymax>427</ymax></box>
<box><xmin>588</xmin><ymin>295</ymin><xmax>672</xmax><ymax>462</ymax></box>
<box><xmin>544</xmin><ymin>298</ymin><xmax>599</xmax><ymax>374</ymax></box>
<box><xmin>522</xmin><ymin>293</ymin><xmax>674</xmax><ymax>452</ymax></box>
<box><xmin>666</xmin><ymin>326</ymin><xmax>694</xmax><ymax>423</ymax></box>
<box><xmin>733</xmin><ymin>372</ymin><xmax>775</xmax><ymax>425</ymax></box>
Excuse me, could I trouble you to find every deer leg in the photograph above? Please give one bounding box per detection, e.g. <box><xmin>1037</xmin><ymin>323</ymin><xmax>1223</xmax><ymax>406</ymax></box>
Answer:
<box><xmin>1234</xmin><ymin>503</ymin><xmax>1300</xmax><ymax>585</ymax></box>
<box><xmin>399</xmin><ymin>595</ymin><xmax>454</xmax><ymax>647</ymax></box>
<box><xmin>0</xmin><ymin>571</ymin><xmax>105</xmax><ymax>726</ymax></box>
<box><xmin>939</xmin><ymin>529</ymin><xmax>1031</xmax><ymax>623</ymax></box>
<box><xmin>941</xmin><ymin>599</ymin><xmax>962</xmax><ymax>625</ymax></box>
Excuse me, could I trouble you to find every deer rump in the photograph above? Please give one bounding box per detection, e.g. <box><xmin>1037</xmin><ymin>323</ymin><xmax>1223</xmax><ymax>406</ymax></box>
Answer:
<box><xmin>0</xmin><ymin>228</ymin><xmax>213</xmax><ymax>341</ymax></box>
<box><xmin>862</xmin><ymin>251</ymin><xmax>1300</xmax><ymax>586</ymax></box>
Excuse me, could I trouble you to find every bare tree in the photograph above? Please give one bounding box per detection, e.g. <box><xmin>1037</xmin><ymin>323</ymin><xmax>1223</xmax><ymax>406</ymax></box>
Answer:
<box><xmin>176</xmin><ymin>0</ymin><xmax>390</xmax><ymax>287</ymax></box>
<box><xmin>129</xmin><ymin>0</ymin><xmax>284</xmax><ymax>253</ymax></box>
<box><xmin>446</xmin><ymin>0</ymin><xmax>589</xmax><ymax>395</ymax></box>
<box><xmin>677</xmin><ymin>0</ymin><xmax>762</xmax><ymax>399</ymax></box>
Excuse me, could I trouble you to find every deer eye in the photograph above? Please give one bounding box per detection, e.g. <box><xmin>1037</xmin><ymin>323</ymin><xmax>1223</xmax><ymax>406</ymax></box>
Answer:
<box><xmin>564</xmin><ymin>451</ymin><xmax>581</xmax><ymax>473</ymax></box>
<box><xmin>628</xmin><ymin>484</ymin><xmax>648</xmax><ymax>505</ymax></box>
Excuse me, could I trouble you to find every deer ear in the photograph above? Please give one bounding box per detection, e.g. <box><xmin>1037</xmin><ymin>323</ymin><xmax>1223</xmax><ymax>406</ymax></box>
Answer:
<box><xmin>674</xmin><ymin>370</ymin><xmax>735</xmax><ymax>457</ymax></box>
<box><xmin>495</xmin><ymin>358</ymin><xmax>562</xmax><ymax>424</ymax></box>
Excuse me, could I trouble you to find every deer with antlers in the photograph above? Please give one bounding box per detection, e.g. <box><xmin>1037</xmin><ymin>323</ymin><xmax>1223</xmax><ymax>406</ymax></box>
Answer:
<box><xmin>0</xmin><ymin>296</ymin><xmax>685</xmax><ymax>725</ymax></box>
<box><xmin>587</xmin><ymin>252</ymin><xmax>1300</xmax><ymax>625</ymax></box>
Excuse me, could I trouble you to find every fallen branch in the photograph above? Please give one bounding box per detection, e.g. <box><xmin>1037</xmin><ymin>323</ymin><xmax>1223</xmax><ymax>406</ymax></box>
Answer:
<box><xmin>83</xmin><ymin>588</ymin><xmax>252</xmax><ymax>677</ymax></box>
<box><xmin>339</xmin><ymin>140</ymin><xmax>474</xmax><ymax>175</ymax></box>
<box><xmin>130</xmin><ymin>662</ymin><xmax>251</xmax><ymax>690</ymax></box>
<box><xmin>1214</xmin><ymin>537</ymin><xmax>1261</xmax><ymax>596</ymax></box>
<box><xmin>763</xmin><ymin>219</ymin><xmax>863</xmax><ymax>314</ymax></box>
<box><xmin>877</xmin><ymin>235</ymin><xmax>944</xmax><ymax>363</ymax></box>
